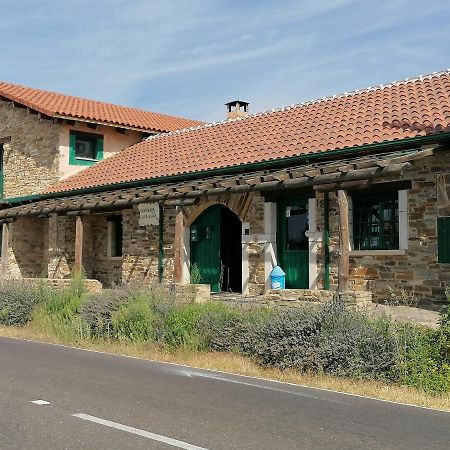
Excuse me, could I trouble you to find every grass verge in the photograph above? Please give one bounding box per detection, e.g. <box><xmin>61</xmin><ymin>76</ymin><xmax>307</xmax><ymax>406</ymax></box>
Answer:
<box><xmin>1</xmin><ymin>324</ymin><xmax>449</xmax><ymax>412</ymax></box>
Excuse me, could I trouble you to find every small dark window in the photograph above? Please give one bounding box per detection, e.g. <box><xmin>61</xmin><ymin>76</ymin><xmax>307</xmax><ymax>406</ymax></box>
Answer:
<box><xmin>437</xmin><ymin>217</ymin><xmax>450</xmax><ymax>263</ymax></box>
<box><xmin>69</xmin><ymin>132</ymin><xmax>103</xmax><ymax>166</ymax></box>
<box><xmin>353</xmin><ymin>192</ymin><xmax>399</xmax><ymax>250</ymax></box>
<box><xmin>109</xmin><ymin>216</ymin><xmax>123</xmax><ymax>257</ymax></box>
<box><xmin>75</xmin><ymin>135</ymin><xmax>97</xmax><ymax>159</ymax></box>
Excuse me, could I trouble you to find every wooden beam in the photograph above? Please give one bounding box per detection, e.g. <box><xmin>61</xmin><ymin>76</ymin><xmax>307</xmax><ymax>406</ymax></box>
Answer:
<box><xmin>337</xmin><ymin>190</ymin><xmax>350</xmax><ymax>293</ymax></box>
<box><xmin>74</xmin><ymin>216</ymin><xmax>84</xmax><ymax>276</ymax></box>
<box><xmin>314</xmin><ymin>180</ymin><xmax>373</xmax><ymax>192</ymax></box>
<box><xmin>173</xmin><ymin>208</ymin><xmax>184</xmax><ymax>283</ymax></box>
<box><xmin>0</xmin><ymin>152</ymin><xmax>420</xmax><ymax>220</ymax></box>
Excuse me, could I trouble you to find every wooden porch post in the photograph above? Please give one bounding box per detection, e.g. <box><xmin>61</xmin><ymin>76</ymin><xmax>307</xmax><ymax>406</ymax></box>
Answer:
<box><xmin>337</xmin><ymin>190</ymin><xmax>350</xmax><ymax>293</ymax></box>
<box><xmin>0</xmin><ymin>222</ymin><xmax>10</xmax><ymax>277</ymax></box>
<box><xmin>174</xmin><ymin>207</ymin><xmax>184</xmax><ymax>284</ymax></box>
<box><xmin>74</xmin><ymin>215</ymin><xmax>84</xmax><ymax>276</ymax></box>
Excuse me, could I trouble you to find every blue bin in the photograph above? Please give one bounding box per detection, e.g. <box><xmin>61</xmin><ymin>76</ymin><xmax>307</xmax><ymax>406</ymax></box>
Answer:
<box><xmin>270</xmin><ymin>266</ymin><xmax>286</xmax><ymax>289</ymax></box>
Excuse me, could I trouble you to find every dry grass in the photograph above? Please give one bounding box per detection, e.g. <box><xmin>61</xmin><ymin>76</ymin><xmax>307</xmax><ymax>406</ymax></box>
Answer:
<box><xmin>1</xmin><ymin>325</ymin><xmax>449</xmax><ymax>412</ymax></box>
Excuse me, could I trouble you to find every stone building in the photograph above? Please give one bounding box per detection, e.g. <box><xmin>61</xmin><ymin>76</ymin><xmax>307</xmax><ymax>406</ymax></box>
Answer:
<box><xmin>1</xmin><ymin>72</ymin><xmax>450</xmax><ymax>309</ymax></box>
<box><xmin>0</xmin><ymin>80</ymin><xmax>202</xmax><ymax>198</ymax></box>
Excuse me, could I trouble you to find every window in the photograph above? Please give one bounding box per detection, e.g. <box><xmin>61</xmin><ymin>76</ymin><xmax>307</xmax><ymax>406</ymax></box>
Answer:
<box><xmin>353</xmin><ymin>192</ymin><xmax>399</xmax><ymax>250</ymax></box>
<box><xmin>108</xmin><ymin>216</ymin><xmax>123</xmax><ymax>258</ymax></box>
<box><xmin>285</xmin><ymin>205</ymin><xmax>309</xmax><ymax>251</ymax></box>
<box><xmin>437</xmin><ymin>217</ymin><xmax>450</xmax><ymax>263</ymax></box>
<box><xmin>69</xmin><ymin>132</ymin><xmax>103</xmax><ymax>166</ymax></box>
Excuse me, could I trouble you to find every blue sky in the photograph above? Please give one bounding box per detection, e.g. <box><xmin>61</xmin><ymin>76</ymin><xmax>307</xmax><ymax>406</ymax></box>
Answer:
<box><xmin>1</xmin><ymin>0</ymin><xmax>450</xmax><ymax>122</ymax></box>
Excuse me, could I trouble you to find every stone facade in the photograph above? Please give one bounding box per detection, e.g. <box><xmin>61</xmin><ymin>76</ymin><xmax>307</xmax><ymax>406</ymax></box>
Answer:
<box><xmin>0</xmin><ymin>101</ymin><xmax>145</xmax><ymax>199</ymax></box>
<box><xmin>0</xmin><ymin>100</ymin><xmax>60</xmax><ymax>198</ymax></box>
<box><xmin>316</xmin><ymin>149</ymin><xmax>450</xmax><ymax>308</ymax></box>
<box><xmin>3</xmin><ymin>146</ymin><xmax>450</xmax><ymax>308</ymax></box>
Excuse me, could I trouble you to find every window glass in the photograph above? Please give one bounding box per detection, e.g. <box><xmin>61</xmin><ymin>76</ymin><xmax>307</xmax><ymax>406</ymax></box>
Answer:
<box><xmin>353</xmin><ymin>193</ymin><xmax>399</xmax><ymax>250</ymax></box>
<box><xmin>75</xmin><ymin>136</ymin><xmax>96</xmax><ymax>159</ymax></box>
<box><xmin>286</xmin><ymin>205</ymin><xmax>308</xmax><ymax>250</ymax></box>
<box><xmin>110</xmin><ymin>217</ymin><xmax>123</xmax><ymax>257</ymax></box>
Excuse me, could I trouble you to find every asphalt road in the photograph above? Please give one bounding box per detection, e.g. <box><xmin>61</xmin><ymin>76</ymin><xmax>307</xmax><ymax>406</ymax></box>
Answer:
<box><xmin>0</xmin><ymin>337</ymin><xmax>449</xmax><ymax>450</ymax></box>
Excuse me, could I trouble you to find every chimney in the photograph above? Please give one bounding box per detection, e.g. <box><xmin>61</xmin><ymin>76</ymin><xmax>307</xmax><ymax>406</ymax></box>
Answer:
<box><xmin>225</xmin><ymin>100</ymin><xmax>249</xmax><ymax>120</ymax></box>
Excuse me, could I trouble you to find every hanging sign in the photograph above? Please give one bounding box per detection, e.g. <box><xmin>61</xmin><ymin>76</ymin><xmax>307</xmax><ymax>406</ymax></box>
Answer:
<box><xmin>138</xmin><ymin>203</ymin><xmax>160</xmax><ymax>226</ymax></box>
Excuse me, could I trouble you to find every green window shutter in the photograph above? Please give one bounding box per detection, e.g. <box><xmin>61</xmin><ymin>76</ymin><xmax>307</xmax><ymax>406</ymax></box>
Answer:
<box><xmin>437</xmin><ymin>217</ymin><xmax>450</xmax><ymax>263</ymax></box>
<box><xmin>95</xmin><ymin>137</ymin><xmax>104</xmax><ymax>161</ymax></box>
<box><xmin>69</xmin><ymin>133</ymin><xmax>77</xmax><ymax>165</ymax></box>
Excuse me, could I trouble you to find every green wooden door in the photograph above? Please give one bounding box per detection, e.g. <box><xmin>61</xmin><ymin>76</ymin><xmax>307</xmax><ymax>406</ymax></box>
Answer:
<box><xmin>277</xmin><ymin>199</ymin><xmax>309</xmax><ymax>288</ymax></box>
<box><xmin>190</xmin><ymin>205</ymin><xmax>221</xmax><ymax>292</ymax></box>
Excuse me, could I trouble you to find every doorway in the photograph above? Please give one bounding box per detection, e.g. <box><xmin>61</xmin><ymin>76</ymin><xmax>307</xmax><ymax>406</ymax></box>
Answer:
<box><xmin>190</xmin><ymin>204</ymin><xmax>242</xmax><ymax>293</ymax></box>
<box><xmin>277</xmin><ymin>198</ymin><xmax>309</xmax><ymax>288</ymax></box>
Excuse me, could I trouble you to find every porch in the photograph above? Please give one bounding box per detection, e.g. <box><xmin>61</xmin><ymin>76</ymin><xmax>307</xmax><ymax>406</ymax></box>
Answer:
<box><xmin>0</xmin><ymin>146</ymin><xmax>441</xmax><ymax>307</ymax></box>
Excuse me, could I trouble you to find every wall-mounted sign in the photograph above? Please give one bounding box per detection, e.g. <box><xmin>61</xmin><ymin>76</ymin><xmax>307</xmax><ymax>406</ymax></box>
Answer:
<box><xmin>138</xmin><ymin>203</ymin><xmax>160</xmax><ymax>226</ymax></box>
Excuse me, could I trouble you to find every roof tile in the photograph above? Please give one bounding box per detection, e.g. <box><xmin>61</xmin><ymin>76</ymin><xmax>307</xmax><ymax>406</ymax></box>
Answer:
<box><xmin>0</xmin><ymin>81</ymin><xmax>202</xmax><ymax>132</ymax></box>
<box><xmin>46</xmin><ymin>70</ymin><xmax>450</xmax><ymax>194</ymax></box>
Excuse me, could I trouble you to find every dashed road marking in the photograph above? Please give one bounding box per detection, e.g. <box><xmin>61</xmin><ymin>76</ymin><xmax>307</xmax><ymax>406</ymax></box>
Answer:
<box><xmin>72</xmin><ymin>413</ymin><xmax>209</xmax><ymax>450</ymax></box>
<box><xmin>31</xmin><ymin>400</ymin><xmax>50</xmax><ymax>405</ymax></box>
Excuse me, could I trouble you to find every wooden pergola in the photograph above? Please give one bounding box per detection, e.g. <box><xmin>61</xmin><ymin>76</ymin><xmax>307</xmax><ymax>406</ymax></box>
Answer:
<box><xmin>0</xmin><ymin>146</ymin><xmax>435</xmax><ymax>289</ymax></box>
<box><xmin>0</xmin><ymin>147</ymin><xmax>433</xmax><ymax>219</ymax></box>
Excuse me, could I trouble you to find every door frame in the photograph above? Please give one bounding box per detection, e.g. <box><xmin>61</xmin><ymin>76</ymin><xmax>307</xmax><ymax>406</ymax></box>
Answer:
<box><xmin>182</xmin><ymin>203</ymin><xmax>248</xmax><ymax>294</ymax></box>
<box><xmin>277</xmin><ymin>196</ymin><xmax>310</xmax><ymax>289</ymax></box>
<box><xmin>274</xmin><ymin>196</ymin><xmax>319</xmax><ymax>290</ymax></box>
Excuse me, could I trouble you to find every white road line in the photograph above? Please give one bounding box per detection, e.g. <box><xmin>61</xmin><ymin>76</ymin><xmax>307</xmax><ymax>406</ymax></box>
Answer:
<box><xmin>72</xmin><ymin>413</ymin><xmax>209</xmax><ymax>450</ymax></box>
<box><xmin>4</xmin><ymin>335</ymin><xmax>448</xmax><ymax>413</ymax></box>
<box><xmin>184</xmin><ymin>370</ymin><xmax>352</xmax><ymax>405</ymax></box>
<box><xmin>30</xmin><ymin>400</ymin><xmax>50</xmax><ymax>405</ymax></box>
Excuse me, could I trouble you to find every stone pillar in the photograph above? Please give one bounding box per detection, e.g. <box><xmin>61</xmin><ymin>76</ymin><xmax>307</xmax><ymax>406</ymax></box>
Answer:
<box><xmin>264</xmin><ymin>202</ymin><xmax>277</xmax><ymax>291</ymax></box>
<box><xmin>0</xmin><ymin>222</ymin><xmax>10</xmax><ymax>277</ymax></box>
<box><xmin>74</xmin><ymin>215</ymin><xmax>84</xmax><ymax>275</ymax></box>
<box><xmin>174</xmin><ymin>208</ymin><xmax>184</xmax><ymax>283</ymax></box>
<box><xmin>241</xmin><ymin>221</ymin><xmax>250</xmax><ymax>295</ymax></box>
<box><xmin>306</xmin><ymin>197</ymin><xmax>322</xmax><ymax>290</ymax></box>
<box><xmin>46</xmin><ymin>214</ymin><xmax>68</xmax><ymax>278</ymax></box>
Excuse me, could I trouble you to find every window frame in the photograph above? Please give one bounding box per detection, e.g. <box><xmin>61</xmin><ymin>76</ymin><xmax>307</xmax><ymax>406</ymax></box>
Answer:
<box><xmin>69</xmin><ymin>131</ymin><xmax>104</xmax><ymax>166</ymax></box>
<box><xmin>348</xmin><ymin>188</ymin><xmax>408</xmax><ymax>255</ymax></box>
<box><xmin>352</xmin><ymin>191</ymin><xmax>400</xmax><ymax>251</ymax></box>
<box><xmin>107</xmin><ymin>216</ymin><xmax>123</xmax><ymax>259</ymax></box>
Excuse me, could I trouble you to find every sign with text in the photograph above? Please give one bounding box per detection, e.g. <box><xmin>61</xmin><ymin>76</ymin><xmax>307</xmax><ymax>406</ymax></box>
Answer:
<box><xmin>138</xmin><ymin>203</ymin><xmax>160</xmax><ymax>226</ymax></box>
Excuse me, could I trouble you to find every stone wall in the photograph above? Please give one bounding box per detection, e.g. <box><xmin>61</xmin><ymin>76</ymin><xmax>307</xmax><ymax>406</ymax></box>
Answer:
<box><xmin>22</xmin><ymin>277</ymin><xmax>103</xmax><ymax>294</ymax></box>
<box><xmin>6</xmin><ymin>217</ymin><xmax>45</xmax><ymax>277</ymax></box>
<box><xmin>0</xmin><ymin>101</ymin><xmax>60</xmax><ymax>198</ymax></box>
<box><xmin>319</xmin><ymin>149</ymin><xmax>450</xmax><ymax>308</ymax></box>
<box><xmin>44</xmin><ymin>215</ymin><xmax>74</xmax><ymax>278</ymax></box>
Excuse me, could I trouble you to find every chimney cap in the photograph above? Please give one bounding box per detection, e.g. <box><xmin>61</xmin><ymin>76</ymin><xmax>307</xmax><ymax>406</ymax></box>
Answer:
<box><xmin>225</xmin><ymin>100</ymin><xmax>249</xmax><ymax>107</ymax></box>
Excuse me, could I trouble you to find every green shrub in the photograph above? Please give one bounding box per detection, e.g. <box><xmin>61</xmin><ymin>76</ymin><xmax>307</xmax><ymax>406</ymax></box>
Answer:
<box><xmin>81</xmin><ymin>283</ymin><xmax>172</xmax><ymax>339</ymax></box>
<box><xmin>30</xmin><ymin>278</ymin><xmax>88</xmax><ymax>339</ymax></box>
<box><xmin>0</xmin><ymin>280</ymin><xmax>46</xmax><ymax>326</ymax></box>
<box><xmin>398</xmin><ymin>325</ymin><xmax>450</xmax><ymax>393</ymax></box>
<box><xmin>111</xmin><ymin>297</ymin><xmax>156</xmax><ymax>342</ymax></box>
<box><xmin>237</xmin><ymin>300</ymin><xmax>398</xmax><ymax>380</ymax></box>
<box><xmin>80</xmin><ymin>289</ymin><xmax>131</xmax><ymax>338</ymax></box>
<box><xmin>161</xmin><ymin>301</ymin><xmax>238</xmax><ymax>350</ymax></box>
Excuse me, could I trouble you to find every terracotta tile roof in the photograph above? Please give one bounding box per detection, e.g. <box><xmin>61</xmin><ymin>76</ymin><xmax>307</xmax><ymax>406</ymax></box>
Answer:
<box><xmin>0</xmin><ymin>81</ymin><xmax>202</xmax><ymax>132</ymax></box>
<box><xmin>46</xmin><ymin>70</ymin><xmax>450</xmax><ymax>194</ymax></box>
